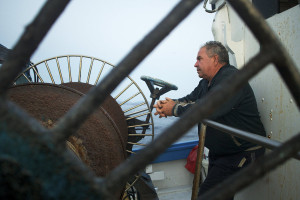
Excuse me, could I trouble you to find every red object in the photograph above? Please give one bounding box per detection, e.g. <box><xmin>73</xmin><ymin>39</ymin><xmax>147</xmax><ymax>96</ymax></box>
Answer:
<box><xmin>185</xmin><ymin>145</ymin><xmax>198</xmax><ymax>174</ymax></box>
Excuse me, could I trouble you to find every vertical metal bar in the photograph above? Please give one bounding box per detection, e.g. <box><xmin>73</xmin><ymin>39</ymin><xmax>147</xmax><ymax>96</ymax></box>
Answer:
<box><xmin>67</xmin><ymin>56</ymin><xmax>72</xmax><ymax>82</ymax></box>
<box><xmin>78</xmin><ymin>56</ymin><xmax>82</xmax><ymax>82</ymax></box>
<box><xmin>44</xmin><ymin>61</ymin><xmax>55</xmax><ymax>84</ymax></box>
<box><xmin>94</xmin><ymin>62</ymin><xmax>105</xmax><ymax>85</ymax></box>
<box><xmin>32</xmin><ymin>66</ymin><xmax>44</xmax><ymax>83</ymax></box>
<box><xmin>56</xmin><ymin>57</ymin><xmax>64</xmax><ymax>83</ymax></box>
<box><xmin>141</xmin><ymin>97</ymin><xmax>156</xmax><ymax>135</ymax></box>
<box><xmin>86</xmin><ymin>57</ymin><xmax>94</xmax><ymax>84</ymax></box>
<box><xmin>191</xmin><ymin>124</ymin><xmax>206</xmax><ymax>200</ymax></box>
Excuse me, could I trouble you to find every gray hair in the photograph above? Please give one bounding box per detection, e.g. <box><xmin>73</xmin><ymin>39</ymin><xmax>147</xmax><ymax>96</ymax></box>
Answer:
<box><xmin>201</xmin><ymin>41</ymin><xmax>229</xmax><ymax>64</ymax></box>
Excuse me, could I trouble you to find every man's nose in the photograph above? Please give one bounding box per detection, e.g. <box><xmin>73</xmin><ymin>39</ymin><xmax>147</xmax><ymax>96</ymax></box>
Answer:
<box><xmin>194</xmin><ymin>61</ymin><xmax>198</xmax><ymax>68</ymax></box>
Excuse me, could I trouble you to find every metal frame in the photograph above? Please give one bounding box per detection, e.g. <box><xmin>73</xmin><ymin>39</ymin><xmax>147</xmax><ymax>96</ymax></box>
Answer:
<box><xmin>0</xmin><ymin>0</ymin><xmax>299</xmax><ymax>199</ymax></box>
<box><xmin>14</xmin><ymin>55</ymin><xmax>155</xmax><ymax>153</ymax></box>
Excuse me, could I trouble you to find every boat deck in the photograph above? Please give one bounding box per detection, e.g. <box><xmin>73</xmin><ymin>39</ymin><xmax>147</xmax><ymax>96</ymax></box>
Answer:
<box><xmin>157</xmin><ymin>185</ymin><xmax>192</xmax><ymax>200</ymax></box>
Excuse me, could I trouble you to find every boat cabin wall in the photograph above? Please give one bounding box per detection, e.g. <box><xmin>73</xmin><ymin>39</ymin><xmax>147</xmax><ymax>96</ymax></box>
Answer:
<box><xmin>212</xmin><ymin>2</ymin><xmax>300</xmax><ymax>200</ymax></box>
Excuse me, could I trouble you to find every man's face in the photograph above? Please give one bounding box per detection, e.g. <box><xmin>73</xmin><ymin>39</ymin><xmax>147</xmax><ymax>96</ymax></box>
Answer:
<box><xmin>194</xmin><ymin>47</ymin><xmax>215</xmax><ymax>80</ymax></box>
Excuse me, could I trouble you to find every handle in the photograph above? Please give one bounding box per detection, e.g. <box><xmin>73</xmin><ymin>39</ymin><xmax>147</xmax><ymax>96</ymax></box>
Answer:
<box><xmin>141</xmin><ymin>75</ymin><xmax>178</xmax><ymax>100</ymax></box>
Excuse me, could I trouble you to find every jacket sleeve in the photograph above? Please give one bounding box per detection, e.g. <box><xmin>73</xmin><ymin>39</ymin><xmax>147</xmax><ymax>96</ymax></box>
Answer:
<box><xmin>172</xmin><ymin>81</ymin><xmax>202</xmax><ymax>117</ymax></box>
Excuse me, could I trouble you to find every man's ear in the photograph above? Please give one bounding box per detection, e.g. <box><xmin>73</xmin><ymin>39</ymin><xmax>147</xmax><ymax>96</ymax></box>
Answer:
<box><xmin>213</xmin><ymin>55</ymin><xmax>219</xmax><ymax>64</ymax></box>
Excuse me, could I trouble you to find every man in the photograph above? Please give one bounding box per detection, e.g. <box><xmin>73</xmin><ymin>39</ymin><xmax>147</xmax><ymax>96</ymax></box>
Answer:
<box><xmin>153</xmin><ymin>41</ymin><xmax>266</xmax><ymax>199</ymax></box>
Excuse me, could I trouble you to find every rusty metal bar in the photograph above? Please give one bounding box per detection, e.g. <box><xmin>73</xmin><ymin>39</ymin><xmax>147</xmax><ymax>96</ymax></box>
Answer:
<box><xmin>227</xmin><ymin>0</ymin><xmax>300</xmax><ymax>109</ymax></box>
<box><xmin>51</xmin><ymin>0</ymin><xmax>205</xmax><ymax>146</ymax></box>
<box><xmin>191</xmin><ymin>124</ymin><xmax>206</xmax><ymax>200</ymax></box>
<box><xmin>203</xmin><ymin>119</ymin><xmax>300</xmax><ymax>160</ymax></box>
<box><xmin>0</xmin><ymin>0</ymin><xmax>71</xmax><ymax>94</ymax></box>
<box><xmin>199</xmin><ymin>132</ymin><xmax>300</xmax><ymax>200</ymax></box>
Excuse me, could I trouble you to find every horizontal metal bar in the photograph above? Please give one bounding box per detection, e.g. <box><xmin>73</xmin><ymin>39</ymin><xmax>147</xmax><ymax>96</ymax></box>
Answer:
<box><xmin>123</xmin><ymin>102</ymin><xmax>146</xmax><ymax>113</ymax></box>
<box><xmin>119</xmin><ymin>92</ymin><xmax>140</xmax><ymax>106</ymax></box>
<box><xmin>203</xmin><ymin>119</ymin><xmax>300</xmax><ymax>160</ymax></box>
<box><xmin>128</xmin><ymin>134</ymin><xmax>154</xmax><ymax>137</ymax></box>
<box><xmin>127</xmin><ymin>142</ymin><xmax>147</xmax><ymax>146</ymax></box>
<box><xmin>125</xmin><ymin>108</ymin><xmax>149</xmax><ymax>117</ymax></box>
<box><xmin>126</xmin><ymin>150</ymin><xmax>135</xmax><ymax>154</ymax></box>
<box><xmin>114</xmin><ymin>82</ymin><xmax>134</xmax><ymax>100</ymax></box>
<box><xmin>126</xmin><ymin>112</ymin><xmax>150</xmax><ymax>121</ymax></box>
<box><xmin>128</xmin><ymin>123</ymin><xmax>152</xmax><ymax>129</ymax></box>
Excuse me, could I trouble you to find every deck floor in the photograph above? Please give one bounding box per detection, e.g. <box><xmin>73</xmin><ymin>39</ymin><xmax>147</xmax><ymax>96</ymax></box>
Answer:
<box><xmin>157</xmin><ymin>185</ymin><xmax>192</xmax><ymax>200</ymax></box>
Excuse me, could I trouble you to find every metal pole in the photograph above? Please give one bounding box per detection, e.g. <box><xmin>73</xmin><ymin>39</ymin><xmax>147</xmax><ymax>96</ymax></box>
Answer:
<box><xmin>203</xmin><ymin>119</ymin><xmax>300</xmax><ymax>160</ymax></box>
<box><xmin>191</xmin><ymin>124</ymin><xmax>207</xmax><ymax>200</ymax></box>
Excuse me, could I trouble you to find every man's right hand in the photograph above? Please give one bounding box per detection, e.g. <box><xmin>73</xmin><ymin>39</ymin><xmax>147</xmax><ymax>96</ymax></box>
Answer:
<box><xmin>153</xmin><ymin>98</ymin><xmax>175</xmax><ymax>118</ymax></box>
<box><xmin>153</xmin><ymin>100</ymin><xmax>168</xmax><ymax>118</ymax></box>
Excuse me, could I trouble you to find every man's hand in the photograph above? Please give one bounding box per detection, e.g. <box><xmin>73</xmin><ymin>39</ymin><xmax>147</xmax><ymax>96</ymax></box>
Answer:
<box><xmin>153</xmin><ymin>99</ymin><xmax>167</xmax><ymax>118</ymax></box>
<box><xmin>153</xmin><ymin>97</ymin><xmax>176</xmax><ymax>118</ymax></box>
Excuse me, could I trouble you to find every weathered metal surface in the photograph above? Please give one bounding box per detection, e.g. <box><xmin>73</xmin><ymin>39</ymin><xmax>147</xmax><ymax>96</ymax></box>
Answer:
<box><xmin>237</xmin><ymin>5</ymin><xmax>300</xmax><ymax>200</ymax></box>
<box><xmin>8</xmin><ymin>83</ymin><xmax>127</xmax><ymax>177</ymax></box>
<box><xmin>61</xmin><ymin>82</ymin><xmax>128</xmax><ymax>144</ymax></box>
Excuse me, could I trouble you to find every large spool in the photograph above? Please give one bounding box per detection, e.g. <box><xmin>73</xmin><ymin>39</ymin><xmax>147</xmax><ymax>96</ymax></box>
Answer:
<box><xmin>8</xmin><ymin>83</ymin><xmax>128</xmax><ymax>177</ymax></box>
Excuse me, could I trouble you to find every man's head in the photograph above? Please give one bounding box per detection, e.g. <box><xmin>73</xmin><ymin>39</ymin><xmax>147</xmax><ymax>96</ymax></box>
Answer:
<box><xmin>194</xmin><ymin>41</ymin><xmax>229</xmax><ymax>81</ymax></box>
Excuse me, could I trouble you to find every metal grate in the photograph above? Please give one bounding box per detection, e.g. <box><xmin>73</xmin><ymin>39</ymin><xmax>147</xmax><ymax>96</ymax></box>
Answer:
<box><xmin>0</xmin><ymin>0</ymin><xmax>299</xmax><ymax>199</ymax></box>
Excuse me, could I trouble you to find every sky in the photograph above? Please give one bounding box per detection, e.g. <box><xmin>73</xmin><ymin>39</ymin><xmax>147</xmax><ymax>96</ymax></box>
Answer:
<box><xmin>0</xmin><ymin>0</ymin><xmax>215</xmax><ymax>100</ymax></box>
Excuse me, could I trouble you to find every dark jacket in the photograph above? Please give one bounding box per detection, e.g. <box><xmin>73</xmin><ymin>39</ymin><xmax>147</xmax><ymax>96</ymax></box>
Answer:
<box><xmin>172</xmin><ymin>64</ymin><xmax>266</xmax><ymax>156</ymax></box>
